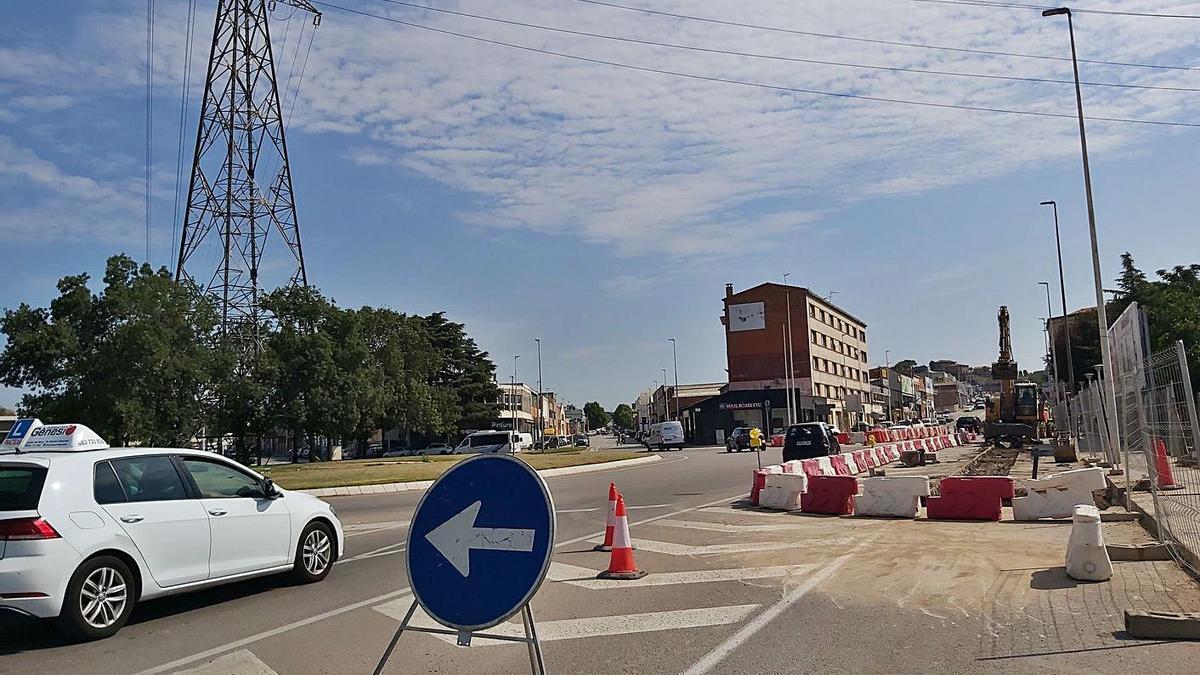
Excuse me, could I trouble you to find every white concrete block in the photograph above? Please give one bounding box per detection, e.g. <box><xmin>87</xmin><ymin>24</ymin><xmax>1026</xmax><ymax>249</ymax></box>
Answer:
<box><xmin>1066</xmin><ymin>505</ymin><xmax>1112</xmax><ymax>581</ymax></box>
<box><xmin>842</xmin><ymin>453</ymin><xmax>859</xmax><ymax>475</ymax></box>
<box><xmin>1013</xmin><ymin>468</ymin><xmax>1105</xmax><ymax>521</ymax></box>
<box><xmin>855</xmin><ymin>476</ymin><xmax>930</xmax><ymax>518</ymax></box>
<box><xmin>815</xmin><ymin>456</ymin><xmax>835</xmax><ymax>476</ymax></box>
<box><xmin>759</xmin><ymin>473</ymin><xmax>808</xmax><ymax>511</ymax></box>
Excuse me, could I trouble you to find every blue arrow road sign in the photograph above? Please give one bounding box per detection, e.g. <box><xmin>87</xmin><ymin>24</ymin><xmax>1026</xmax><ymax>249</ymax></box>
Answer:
<box><xmin>407</xmin><ymin>454</ymin><xmax>556</xmax><ymax>631</ymax></box>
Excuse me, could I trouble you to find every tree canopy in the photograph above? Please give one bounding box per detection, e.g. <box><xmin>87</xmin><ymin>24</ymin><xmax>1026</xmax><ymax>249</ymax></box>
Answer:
<box><xmin>583</xmin><ymin>401</ymin><xmax>609</xmax><ymax>429</ymax></box>
<box><xmin>612</xmin><ymin>403</ymin><xmax>635</xmax><ymax>429</ymax></box>
<box><xmin>0</xmin><ymin>254</ymin><xmax>500</xmax><ymax>460</ymax></box>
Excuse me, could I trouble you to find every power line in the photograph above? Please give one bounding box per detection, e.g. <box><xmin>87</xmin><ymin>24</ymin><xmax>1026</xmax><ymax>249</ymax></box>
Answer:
<box><xmin>172</xmin><ymin>0</ymin><xmax>198</xmax><ymax>263</ymax></box>
<box><xmin>566</xmin><ymin>0</ymin><xmax>1200</xmax><ymax>72</ymax></box>
<box><xmin>370</xmin><ymin>0</ymin><xmax>1200</xmax><ymax>93</ymax></box>
<box><xmin>896</xmin><ymin>0</ymin><xmax>1200</xmax><ymax>19</ymax></box>
<box><xmin>310</xmin><ymin>1</ymin><xmax>1200</xmax><ymax>128</ymax></box>
<box><xmin>146</xmin><ymin>0</ymin><xmax>154</xmax><ymax>266</ymax></box>
<box><xmin>286</xmin><ymin>25</ymin><xmax>317</xmax><ymax>128</ymax></box>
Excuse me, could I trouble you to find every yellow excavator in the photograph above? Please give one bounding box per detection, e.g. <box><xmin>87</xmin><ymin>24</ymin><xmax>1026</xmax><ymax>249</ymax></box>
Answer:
<box><xmin>984</xmin><ymin>306</ymin><xmax>1040</xmax><ymax>447</ymax></box>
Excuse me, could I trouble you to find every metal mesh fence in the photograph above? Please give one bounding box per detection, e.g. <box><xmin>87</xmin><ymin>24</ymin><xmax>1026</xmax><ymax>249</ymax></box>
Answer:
<box><xmin>1129</xmin><ymin>342</ymin><xmax>1200</xmax><ymax>575</ymax></box>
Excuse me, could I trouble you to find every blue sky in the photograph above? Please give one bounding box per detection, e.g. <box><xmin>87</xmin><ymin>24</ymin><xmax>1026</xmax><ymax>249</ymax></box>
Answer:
<box><xmin>3</xmin><ymin>1</ymin><xmax>1200</xmax><ymax>411</ymax></box>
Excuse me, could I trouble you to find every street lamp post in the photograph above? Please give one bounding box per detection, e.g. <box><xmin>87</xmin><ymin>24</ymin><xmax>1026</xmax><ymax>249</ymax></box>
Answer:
<box><xmin>534</xmin><ymin>338</ymin><xmax>543</xmax><ymax>452</ymax></box>
<box><xmin>661</xmin><ymin>368</ymin><xmax>669</xmax><ymax>425</ymax></box>
<box><xmin>1040</xmin><ymin>200</ymin><xmax>1076</xmax><ymax>394</ymax></box>
<box><xmin>783</xmin><ymin>273</ymin><xmax>796</xmax><ymax>425</ymax></box>
<box><xmin>512</xmin><ymin>355</ymin><xmax>520</xmax><ymax>440</ymax></box>
<box><xmin>668</xmin><ymin>338</ymin><xmax>680</xmax><ymax>422</ymax></box>
<box><xmin>885</xmin><ymin>349</ymin><xmax>893</xmax><ymax>423</ymax></box>
<box><xmin>1042</xmin><ymin>6</ymin><xmax>1121</xmax><ymax>464</ymax></box>
<box><xmin>1038</xmin><ymin>282</ymin><xmax>1061</xmax><ymax>397</ymax></box>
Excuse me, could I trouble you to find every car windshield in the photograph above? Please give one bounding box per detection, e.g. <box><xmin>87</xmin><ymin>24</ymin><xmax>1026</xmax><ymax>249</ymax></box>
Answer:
<box><xmin>0</xmin><ymin>464</ymin><xmax>47</xmax><ymax>511</ymax></box>
<box><xmin>787</xmin><ymin>425</ymin><xmax>823</xmax><ymax>441</ymax></box>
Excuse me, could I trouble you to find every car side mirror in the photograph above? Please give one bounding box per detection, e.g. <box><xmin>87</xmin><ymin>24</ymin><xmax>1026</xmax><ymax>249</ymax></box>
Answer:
<box><xmin>261</xmin><ymin>477</ymin><xmax>281</xmax><ymax>499</ymax></box>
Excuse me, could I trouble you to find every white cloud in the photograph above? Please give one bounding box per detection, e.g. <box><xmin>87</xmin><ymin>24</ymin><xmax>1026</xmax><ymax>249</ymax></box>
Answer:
<box><xmin>3</xmin><ymin>0</ymin><xmax>1199</xmax><ymax>256</ymax></box>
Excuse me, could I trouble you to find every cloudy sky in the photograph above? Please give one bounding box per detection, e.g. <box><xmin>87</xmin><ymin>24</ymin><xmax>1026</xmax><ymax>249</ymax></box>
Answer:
<box><xmin>2</xmin><ymin>0</ymin><xmax>1200</xmax><ymax>409</ymax></box>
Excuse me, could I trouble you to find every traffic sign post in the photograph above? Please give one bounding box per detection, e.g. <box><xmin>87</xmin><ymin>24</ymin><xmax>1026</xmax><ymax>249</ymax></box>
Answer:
<box><xmin>373</xmin><ymin>454</ymin><xmax>556</xmax><ymax>674</ymax></box>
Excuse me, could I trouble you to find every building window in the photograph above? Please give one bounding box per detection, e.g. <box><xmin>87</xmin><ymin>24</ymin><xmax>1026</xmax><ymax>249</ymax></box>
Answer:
<box><xmin>809</xmin><ymin>305</ymin><xmax>816</xmax><ymax>318</ymax></box>
<box><xmin>811</xmin><ymin>329</ymin><xmax>819</xmax><ymax>344</ymax></box>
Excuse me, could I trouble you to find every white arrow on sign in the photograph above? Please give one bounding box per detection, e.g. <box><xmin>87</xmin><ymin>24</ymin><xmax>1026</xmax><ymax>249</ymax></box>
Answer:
<box><xmin>425</xmin><ymin>500</ymin><xmax>535</xmax><ymax>577</ymax></box>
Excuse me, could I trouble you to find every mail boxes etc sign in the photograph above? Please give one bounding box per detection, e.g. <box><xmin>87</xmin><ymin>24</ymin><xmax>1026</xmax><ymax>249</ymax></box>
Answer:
<box><xmin>719</xmin><ymin>401</ymin><xmax>767</xmax><ymax>410</ymax></box>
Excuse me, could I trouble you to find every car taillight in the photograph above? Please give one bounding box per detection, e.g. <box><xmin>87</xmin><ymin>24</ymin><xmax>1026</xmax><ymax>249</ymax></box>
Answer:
<box><xmin>0</xmin><ymin>517</ymin><xmax>61</xmax><ymax>540</ymax></box>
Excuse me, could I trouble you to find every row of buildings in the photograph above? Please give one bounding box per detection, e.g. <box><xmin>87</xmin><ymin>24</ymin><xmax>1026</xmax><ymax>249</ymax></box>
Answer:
<box><xmin>494</xmin><ymin>382</ymin><xmax>587</xmax><ymax>438</ymax></box>
<box><xmin>632</xmin><ymin>282</ymin><xmax>983</xmax><ymax>446</ymax></box>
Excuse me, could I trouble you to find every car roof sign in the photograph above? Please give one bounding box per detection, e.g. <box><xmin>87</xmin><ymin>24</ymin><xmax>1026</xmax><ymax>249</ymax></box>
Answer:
<box><xmin>17</xmin><ymin>422</ymin><xmax>109</xmax><ymax>452</ymax></box>
<box><xmin>1</xmin><ymin>418</ymin><xmax>43</xmax><ymax>452</ymax></box>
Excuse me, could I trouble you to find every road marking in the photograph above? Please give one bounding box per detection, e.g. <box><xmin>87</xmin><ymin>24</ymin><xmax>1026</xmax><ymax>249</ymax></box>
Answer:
<box><xmin>698</xmin><ymin>506</ymin><xmax>802</xmax><ymax>519</ymax></box>
<box><xmin>134</xmin><ymin>589</ymin><xmax>413</xmax><ymax>675</ymax></box>
<box><xmin>338</xmin><ymin>542</ymin><xmax>406</xmax><ymax>564</ymax></box>
<box><xmin>555</xmin><ymin>492</ymin><xmax>747</xmax><ymax>549</ymax></box>
<box><xmin>627</xmin><ymin>503</ymin><xmax>671</xmax><ymax>510</ymax></box>
<box><xmin>681</xmin><ymin>541</ymin><xmax>872</xmax><ymax>675</ymax></box>
<box><xmin>652</xmin><ymin>518</ymin><xmax>814</xmax><ymax>533</ymax></box>
<box><xmin>344</xmin><ymin>520</ymin><xmax>410</xmax><ymax>537</ymax></box>
<box><xmin>373</xmin><ymin>600</ymin><xmax>759</xmax><ymax>646</ymax></box>
<box><xmin>620</xmin><ymin>538</ymin><xmax>803</xmax><ymax>556</ymax></box>
<box><xmin>547</xmin><ymin>562</ymin><xmax>814</xmax><ymax>589</ymax></box>
<box><xmin>143</xmin><ymin>492</ymin><xmax>748</xmax><ymax>674</ymax></box>
<box><xmin>171</xmin><ymin>649</ymin><xmax>278</xmax><ymax>675</ymax></box>
<box><xmin>557</xmin><ymin>507</ymin><xmax>599</xmax><ymax>513</ymax></box>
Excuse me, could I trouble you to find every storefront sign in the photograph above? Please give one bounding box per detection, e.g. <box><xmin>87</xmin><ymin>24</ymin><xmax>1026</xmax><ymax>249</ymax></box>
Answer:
<box><xmin>719</xmin><ymin>401</ymin><xmax>767</xmax><ymax>410</ymax></box>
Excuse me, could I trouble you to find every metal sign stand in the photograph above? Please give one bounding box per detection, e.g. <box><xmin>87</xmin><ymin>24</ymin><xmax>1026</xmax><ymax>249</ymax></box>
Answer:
<box><xmin>373</xmin><ymin>599</ymin><xmax>547</xmax><ymax>675</ymax></box>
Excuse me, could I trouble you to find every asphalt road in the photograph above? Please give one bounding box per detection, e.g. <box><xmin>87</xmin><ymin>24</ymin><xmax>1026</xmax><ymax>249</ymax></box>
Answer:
<box><xmin>4</xmin><ymin>440</ymin><xmax>1200</xmax><ymax>674</ymax></box>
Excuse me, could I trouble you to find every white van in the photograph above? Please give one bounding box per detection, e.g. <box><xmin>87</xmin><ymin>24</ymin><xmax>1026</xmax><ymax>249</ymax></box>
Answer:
<box><xmin>454</xmin><ymin>430</ymin><xmax>515</xmax><ymax>454</ymax></box>
<box><xmin>647</xmin><ymin>421</ymin><xmax>685</xmax><ymax>451</ymax></box>
<box><xmin>512</xmin><ymin>432</ymin><xmax>534</xmax><ymax>452</ymax></box>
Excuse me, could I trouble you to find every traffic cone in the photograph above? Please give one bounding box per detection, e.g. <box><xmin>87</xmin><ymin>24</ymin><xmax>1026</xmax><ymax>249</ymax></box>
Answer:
<box><xmin>592</xmin><ymin>483</ymin><xmax>618</xmax><ymax>552</ymax></box>
<box><xmin>597</xmin><ymin>494</ymin><xmax>646</xmax><ymax>580</ymax></box>
<box><xmin>1152</xmin><ymin>438</ymin><xmax>1181</xmax><ymax>489</ymax></box>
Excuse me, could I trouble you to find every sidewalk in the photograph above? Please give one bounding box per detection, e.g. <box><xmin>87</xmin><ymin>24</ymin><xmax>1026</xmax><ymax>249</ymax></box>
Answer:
<box><xmin>299</xmin><ymin>453</ymin><xmax>661</xmax><ymax>497</ymax></box>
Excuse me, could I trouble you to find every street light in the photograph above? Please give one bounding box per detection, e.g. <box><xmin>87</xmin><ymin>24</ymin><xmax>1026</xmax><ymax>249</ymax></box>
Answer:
<box><xmin>512</xmin><ymin>355</ymin><xmax>520</xmax><ymax>438</ymax></box>
<box><xmin>783</xmin><ymin>273</ymin><xmax>796</xmax><ymax>425</ymax></box>
<box><xmin>1042</xmin><ymin>6</ymin><xmax>1122</xmax><ymax>463</ymax></box>
<box><xmin>1038</xmin><ymin>282</ymin><xmax>1061</xmax><ymax>398</ymax></box>
<box><xmin>668</xmin><ymin>338</ymin><xmax>680</xmax><ymax>422</ymax></box>
<box><xmin>661</xmin><ymin>368</ymin><xmax>668</xmax><ymax>424</ymax></box>
<box><xmin>534</xmin><ymin>338</ymin><xmax>543</xmax><ymax>451</ymax></box>
<box><xmin>1040</xmin><ymin>200</ymin><xmax>1076</xmax><ymax>396</ymax></box>
<box><xmin>885</xmin><ymin>348</ymin><xmax>893</xmax><ymax>423</ymax></box>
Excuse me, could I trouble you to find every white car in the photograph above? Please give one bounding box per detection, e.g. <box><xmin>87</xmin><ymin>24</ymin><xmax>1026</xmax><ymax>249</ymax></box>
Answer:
<box><xmin>0</xmin><ymin>420</ymin><xmax>343</xmax><ymax>641</ymax></box>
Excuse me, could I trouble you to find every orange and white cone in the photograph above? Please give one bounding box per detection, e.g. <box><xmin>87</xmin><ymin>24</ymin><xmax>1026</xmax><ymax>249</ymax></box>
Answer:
<box><xmin>1153</xmin><ymin>438</ymin><xmax>1181</xmax><ymax>489</ymax></box>
<box><xmin>597</xmin><ymin>494</ymin><xmax>646</xmax><ymax>580</ymax></box>
<box><xmin>593</xmin><ymin>482</ymin><xmax>619</xmax><ymax>552</ymax></box>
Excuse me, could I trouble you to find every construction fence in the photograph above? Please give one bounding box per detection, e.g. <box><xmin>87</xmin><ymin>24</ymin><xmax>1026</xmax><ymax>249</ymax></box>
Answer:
<box><xmin>1065</xmin><ymin>340</ymin><xmax>1200</xmax><ymax>576</ymax></box>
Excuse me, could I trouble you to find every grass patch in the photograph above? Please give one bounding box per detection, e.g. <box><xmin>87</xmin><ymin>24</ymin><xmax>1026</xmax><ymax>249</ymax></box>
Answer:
<box><xmin>261</xmin><ymin>450</ymin><xmax>645</xmax><ymax>490</ymax></box>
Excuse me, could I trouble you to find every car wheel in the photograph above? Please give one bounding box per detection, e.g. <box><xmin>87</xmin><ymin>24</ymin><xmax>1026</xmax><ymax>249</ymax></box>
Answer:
<box><xmin>57</xmin><ymin>555</ymin><xmax>135</xmax><ymax>642</ymax></box>
<box><xmin>293</xmin><ymin>521</ymin><xmax>336</xmax><ymax>583</ymax></box>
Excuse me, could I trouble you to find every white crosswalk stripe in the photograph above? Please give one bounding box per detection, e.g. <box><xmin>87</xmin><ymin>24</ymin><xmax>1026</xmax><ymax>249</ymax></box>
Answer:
<box><xmin>372</xmin><ymin>600</ymin><xmax>760</xmax><ymax>646</ymax></box>
<box><xmin>651</xmin><ymin>518</ymin><xmax>814</xmax><ymax>533</ymax></box>
<box><xmin>170</xmin><ymin>649</ymin><xmax>278</xmax><ymax>675</ymax></box>
<box><xmin>547</xmin><ymin>562</ymin><xmax>815</xmax><ymax>589</ymax></box>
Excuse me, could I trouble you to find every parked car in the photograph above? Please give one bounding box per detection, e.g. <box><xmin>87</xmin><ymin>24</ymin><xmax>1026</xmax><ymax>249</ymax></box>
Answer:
<box><xmin>0</xmin><ymin>421</ymin><xmax>342</xmax><ymax>641</ymax></box>
<box><xmin>850</xmin><ymin>422</ymin><xmax>873</xmax><ymax>433</ymax></box>
<box><xmin>573</xmin><ymin>434</ymin><xmax>589</xmax><ymax>448</ymax></box>
<box><xmin>725</xmin><ymin>427</ymin><xmax>751</xmax><ymax>452</ymax></box>
<box><xmin>956</xmin><ymin>416</ymin><xmax>982</xmax><ymax>433</ymax></box>
<box><xmin>782</xmin><ymin>422</ymin><xmax>839</xmax><ymax>462</ymax></box>
<box><xmin>647</xmin><ymin>421</ymin><xmax>685</xmax><ymax>451</ymax></box>
<box><xmin>424</xmin><ymin>442</ymin><xmax>453</xmax><ymax>455</ymax></box>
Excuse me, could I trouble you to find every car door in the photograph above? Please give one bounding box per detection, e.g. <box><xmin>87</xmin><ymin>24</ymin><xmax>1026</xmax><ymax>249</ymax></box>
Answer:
<box><xmin>178</xmin><ymin>456</ymin><xmax>292</xmax><ymax>578</ymax></box>
<box><xmin>101</xmin><ymin>456</ymin><xmax>211</xmax><ymax>587</ymax></box>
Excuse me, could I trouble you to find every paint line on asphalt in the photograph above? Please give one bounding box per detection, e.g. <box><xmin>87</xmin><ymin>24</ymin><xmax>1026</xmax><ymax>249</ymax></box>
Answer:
<box><xmin>547</xmin><ymin>562</ymin><xmax>814</xmax><ymax>590</ymax></box>
<box><xmin>554</xmin><ymin>492</ymin><xmax>748</xmax><ymax>549</ymax></box>
<box><xmin>171</xmin><ymin>649</ymin><xmax>279</xmax><ymax>675</ymax></box>
<box><xmin>134</xmin><ymin>589</ymin><xmax>413</xmax><ymax>675</ymax></box>
<box><xmin>339</xmin><ymin>542</ymin><xmax>407</xmax><ymax>564</ymax></box>
<box><xmin>622</xmin><ymin>538</ymin><xmax>803</xmax><ymax>556</ymax></box>
<box><xmin>344</xmin><ymin>520</ymin><xmax>410</xmax><ymax>537</ymax></box>
<box><xmin>680</xmin><ymin>540</ymin><xmax>874</xmax><ymax>675</ymax></box>
<box><xmin>557</xmin><ymin>507</ymin><xmax>600</xmax><ymax>513</ymax></box>
<box><xmin>652</xmin><ymin>518</ymin><xmax>815</xmax><ymax>533</ymax></box>
<box><xmin>627</xmin><ymin>503</ymin><xmax>671</xmax><ymax>510</ymax></box>
<box><xmin>373</xmin><ymin>600</ymin><xmax>759</xmax><ymax>646</ymax></box>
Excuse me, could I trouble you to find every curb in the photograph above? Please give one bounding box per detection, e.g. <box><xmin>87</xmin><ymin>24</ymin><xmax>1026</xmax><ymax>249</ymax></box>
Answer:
<box><xmin>298</xmin><ymin>454</ymin><xmax>662</xmax><ymax>497</ymax></box>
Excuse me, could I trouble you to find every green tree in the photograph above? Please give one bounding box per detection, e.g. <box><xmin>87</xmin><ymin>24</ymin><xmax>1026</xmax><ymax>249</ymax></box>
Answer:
<box><xmin>418</xmin><ymin>312</ymin><xmax>500</xmax><ymax>433</ymax></box>
<box><xmin>1108</xmin><ymin>253</ymin><xmax>1200</xmax><ymax>391</ymax></box>
<box><xmin>0</xmin><ymin>255</ymin><xmax>219</xmax><ymax>446</ymax></box>
<box><xmin>583</xmin><ymin>401</ymin><xmax>609</xmax><ymax>429</ymax></box>
<box><xmin>612</xmin><ymin>403</ymin><xmax>635</xmax><ymax>429</ymax></box>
